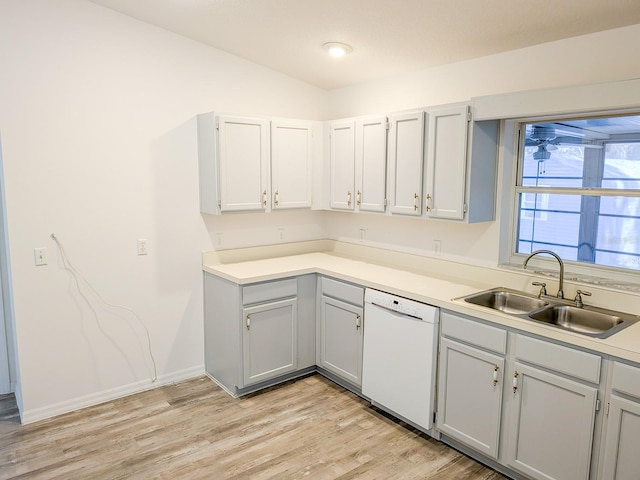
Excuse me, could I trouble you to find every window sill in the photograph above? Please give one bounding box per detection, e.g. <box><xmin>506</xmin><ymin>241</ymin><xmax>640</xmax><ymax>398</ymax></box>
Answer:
<box><xmin>499</xmin><ymin>262</ymin><xmax>640</xmax><ymax>295</ymax></box>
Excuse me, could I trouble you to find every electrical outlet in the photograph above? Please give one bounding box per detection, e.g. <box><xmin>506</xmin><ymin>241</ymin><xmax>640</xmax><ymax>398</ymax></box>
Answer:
<box><xmin>137</xmin><ymin>239</ymin><xmax>148</xmax><ymax>255</ymax></box>
<box><xmin>215</xmin><ymin>233</ymin><xmax>223</xmax><ymax>246</ymax></box>
<box><xmin>278</xmin><ymin>228</ymin><xmax>285</xmax><ymax>241</ymax></box>
<box><xmin>34</xmin><ymin>247</ymin><xmax>47</xmax><ymax>266</ymax></box>
<box><xmin>359</xmin><ymin>228</ymin><xmax>367</xmax><ymax>241</ymax></box>
<box><xmin>433</xmin><ymin>240</ymin><xmax>441</xmax><ymax>256</ymax></box>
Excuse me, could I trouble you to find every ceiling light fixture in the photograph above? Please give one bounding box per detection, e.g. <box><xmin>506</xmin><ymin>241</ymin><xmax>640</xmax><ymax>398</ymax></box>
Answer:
<box><xmin>323</xmin><ymin>42</ymin><xmax>352</xmax><ymax>58</ymax></box>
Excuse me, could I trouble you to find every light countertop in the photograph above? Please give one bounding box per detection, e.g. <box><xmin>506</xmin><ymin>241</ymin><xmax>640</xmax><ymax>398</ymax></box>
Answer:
<box><xmin>203</xmin><ymin>250</ymin><xmax>640</xmax><ymax>365</ymax></box>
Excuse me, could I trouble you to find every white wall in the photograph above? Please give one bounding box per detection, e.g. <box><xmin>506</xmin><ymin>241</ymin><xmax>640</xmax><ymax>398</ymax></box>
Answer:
<box><xmin>2</xmin><ymin>0</ymin><xmax>640</xmax><ymax>422</ymax></box>
<box><xmin>327</xmin><ymin>24</ymin><xmax>640</xmax><ymax>118</ymax></box>
<box><xmin>324</xmin><ymin>24</ymin><xmax>640</xmax><ymax>264</ymax></box>
<box><xmin>0</xmin><ymin>0</ymin><xmax>327</xmax><ymax>422</ymax></box>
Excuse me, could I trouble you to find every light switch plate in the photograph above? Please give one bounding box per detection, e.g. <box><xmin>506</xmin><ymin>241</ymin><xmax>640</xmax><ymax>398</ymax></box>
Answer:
<box><xmin>34</xmin><ymin>247</ymin><xmax>47</xmax><ymax>266</ymax></box>
<box><xmin>137</xmin><ymin>239</ymin><xmax>148</xmax><ymax>255</ymax></box>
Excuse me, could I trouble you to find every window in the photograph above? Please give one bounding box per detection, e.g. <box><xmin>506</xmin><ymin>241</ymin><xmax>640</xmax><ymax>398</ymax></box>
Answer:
<box><xmin>514</xmin><ymin>114</ymin><xmax>640</xmax><ymax>274</ymax></box>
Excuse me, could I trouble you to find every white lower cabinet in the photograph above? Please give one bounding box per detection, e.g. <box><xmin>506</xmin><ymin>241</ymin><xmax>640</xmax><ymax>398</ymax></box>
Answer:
<box><xmin>600</xmin><ymin>361</ymin><xmax>640</xmax><ymax>480</ymax></box>
<box><xmin>438</xmin><ymin>311</ymin><xmax>603</xmax><ymax>480</ymax></box>
<box><xmin>438</xmin><ymin>337</ymin><xmax>505</xmax><ymax>459</ymax></box>
<box><xmin>505</xmin><ymin>361</ymin><xmax>598</xmax><ymax>480</ymax></box>
<box><xmin>318</xmin><ymin>277</ymin><xmax>364</xmax><ymax>387</ymax></box>
<box><xmin>505</xmin><ymin>335</ymin><xmax>601</xmax><ymax>480</ymax></box>
<box><xmin>204</xmin><ymin>273</ymin><xmax>316</xmax><ymax>395</ymax></box>
<box><xmin>242</xmin><ymin>298</ymin><xmax>297</xmax><ymax>386</ymax></box>
<box><xmin>438</xmin><ymin>311</ymin><xmax>507</xmax><ymax>459</ymax></box>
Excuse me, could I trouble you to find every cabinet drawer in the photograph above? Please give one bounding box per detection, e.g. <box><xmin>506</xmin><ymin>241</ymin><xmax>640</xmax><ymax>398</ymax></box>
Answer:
<box><xmin>514</xmin><ymin>334</ymin><xmax>601</xmax><ymax>384</ymax></box>
<box><xmin>440</xmin><ymin>311</ymin><xmax>507</xmax><ymax>355</ymax></box>
<box><xmin>611</xmin><ymin>361</ymin><xmax>640</xmax><ymax>398</ymax></box>
<box><xmin>242</xmin><ymin>278</ymin><xmax>297</xmax><ymax>306</ymax></box>
<box><xmin>321</xmin><ymin>277</ymin><xmax>363</xmax><ymax>307</ymax></box>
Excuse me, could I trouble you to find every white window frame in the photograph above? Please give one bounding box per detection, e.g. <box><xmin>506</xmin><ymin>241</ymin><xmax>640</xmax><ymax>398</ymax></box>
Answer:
<box><xmin>500</xmin><ymin>111</ymin><xmax>640</xmax><ymax>288</ymax></box>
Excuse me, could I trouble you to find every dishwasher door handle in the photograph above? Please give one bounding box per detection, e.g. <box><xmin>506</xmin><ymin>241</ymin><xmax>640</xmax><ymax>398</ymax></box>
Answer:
<box><xmin>369</xmin><ymin>302</ymin><xmax>422</xmax><ymax>320</ymax></box>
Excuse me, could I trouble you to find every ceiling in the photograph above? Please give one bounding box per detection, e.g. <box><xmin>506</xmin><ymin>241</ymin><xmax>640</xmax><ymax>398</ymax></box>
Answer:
<box><xmin>86</xmin><ymin>0</ymin><xmax>640</xmax><ymax>90</ymax></box>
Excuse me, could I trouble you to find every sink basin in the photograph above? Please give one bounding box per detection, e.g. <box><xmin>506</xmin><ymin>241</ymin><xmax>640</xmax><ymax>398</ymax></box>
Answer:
<box><xmin>462</xmin><ymin>288</ymin><xmax>549</xmax><ymax>315</ymax></box>
<box><xmin>458</xmin><ymin>287</ymin><xmax>639</xmax><ymax>339</ymax></box>
<box><xmin>528</xmin><ymin>305</ymin><xmax>637</xmax><ymax>338</ymax></box>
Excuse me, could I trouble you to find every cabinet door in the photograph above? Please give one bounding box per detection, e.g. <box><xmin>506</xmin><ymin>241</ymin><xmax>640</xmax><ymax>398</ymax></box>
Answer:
<box><xmin>425</xmin><ymin>104</ymin><xmax>469</xmax><ymax>220</ymax></box>
<box><xmin>437</xmin><ymin>337</ymin><xmax>504</xmax><ymax>459</ymax></box>
<box><xmin>387</xmin><ymin>110</ymin><xmax>425</xmax><ymax>216</ymax></box>
<box><xmin>505</xmin><ymin>362</ymin><xmax>597</xmax><ymax>480</ymax></box>
<box><xmin>355</xmin><ymin>117</ymin><xmax>387</xmax><ymax>213</ymax></box>
<box><xmin>329</xmin><ymin>121</ymin><xmax>356</xmax><ymax>210</ymax></box>
<box><xmin>601</xmin><ymin>395</ymin><xmax>640</xmax><ymax>480</ymax></box>
<box><xmin>218</xmin><ymin>115</ymin><xmax>270</xmax><ymax>212</ymax></box>
<box><xmin>271</xmin><ymin>120</ymin><xmax>312</xmax><ymax>209</ymax></box>
<box><xmin>242</xmin><ymin>298</ymin><xmax>297</xmax><ymax>387</ymax></box>
<box><xmin>319</xmin><ymin>296</ymin><xmax>363</xmax><ymax>386</ymax></box>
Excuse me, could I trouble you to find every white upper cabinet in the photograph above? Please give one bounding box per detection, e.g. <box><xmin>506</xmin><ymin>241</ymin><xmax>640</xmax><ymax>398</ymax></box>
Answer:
<box><xmin>198</xmin><ymin>105</ymin><xmax>496</xmax><ymax>219</ymax></box>
<box><xmin>197</xmin><ymin>113</ymin><xmax>270</xmax><ymax>214</ymax></box>
<box><xmin>425</xmin><ymin>104</ymin><xmax>469</xmax><ymax>220</ymax></box>
<box><xmin>387</xmin><ymin>110</ymin><xmax>425</xmax><ymax>216</ymax></box>
<box><xmin>218</xmin><ymin>115</ymin><xmax>270</xmax><ymax>213</ymax></box>
<box><xmin>424</xmin><ymin>103</ymin><xmax>498</xmax><ymax>222</ymax></box>
<box><xmin>355</xmin><ymin>116</ymin><xmax>388</xmax><ymax>213</ymax></box>
<box><xmin>329</xmin><ymin>120</ymin><xmax>356</xmax><ymax>210</ymax></box>
<box><xmin>198</xmin><ymin>112</ymin><xmax>316</xmax><ymax>214</ymax></box>
<box><xmin>271</xmin><ymin>119</ymin><xmax>312</xmax><ymax>210</ymax></box>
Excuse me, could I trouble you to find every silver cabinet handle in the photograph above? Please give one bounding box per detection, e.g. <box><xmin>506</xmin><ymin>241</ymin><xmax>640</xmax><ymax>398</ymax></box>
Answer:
<box><xmin>262</xmin><ymin>190</ymin><xmax>267</xmax><ymax>207</ymax></box>
<box><xmin>425</xmin><ymin>193</ymin><xmax>432</xmax><ymax>212</ymax></box>
<box><xmin>513</xmin><ymin>371</ymin><xmax>519</xmax><ymax>393</ymax></box>
<box><xmin>355</xmin><ymin>313</ymin><xmax>361</xmax><ymax>330</ymax></box>
<box><xmin>413</xmin><ymin>193</ymin><xmax>419</xmax><ymax>211</ymax></box>
<box><xmin>347</xmin><ymin>191</ymin><xmax>352</xmax><ymax>207</ymax></box>
<box><xmin>356</xmin><ymin>190</ymin><xmax>361</xmax><ymax>206</ymax></box>
<box><xmin>274</xmin><ymin>190</ymin><xmax>279</xmax><ymax>207</ymax></box>
<box><xmin>246</xmin><ymin>315</ymin><xmax>251</xmax><ymax>330</ymax></box>
<box><xmin>493</xmin><ymin>365</ymin><xmax>499</xmax><ymax>386</ymax></box>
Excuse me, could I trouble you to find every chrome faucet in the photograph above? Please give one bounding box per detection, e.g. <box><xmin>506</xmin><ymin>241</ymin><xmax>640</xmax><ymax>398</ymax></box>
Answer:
<box><xmin>523</xmin><ymin>250</ymin><xmax>565</xmax><ymax>299</ymax></box>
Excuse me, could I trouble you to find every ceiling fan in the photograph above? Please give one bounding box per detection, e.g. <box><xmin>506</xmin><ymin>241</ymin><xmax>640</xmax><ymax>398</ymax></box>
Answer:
<box><xmin>525</xmin><ymin>124</ymin><xmax>604</xmax><ymax>162</ymax></box>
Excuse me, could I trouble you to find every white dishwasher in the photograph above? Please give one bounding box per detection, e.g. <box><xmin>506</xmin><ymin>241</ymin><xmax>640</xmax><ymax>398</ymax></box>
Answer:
<box><xmin>362</xmin><ymin>288</ymin><xmax>439</xmax><ymax>433</ymax></box>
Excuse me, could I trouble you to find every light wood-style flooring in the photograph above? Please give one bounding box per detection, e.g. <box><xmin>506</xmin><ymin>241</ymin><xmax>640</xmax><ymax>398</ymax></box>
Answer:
<box><xmin>0</xmin><ymin>375</ymin><xmax>506</xmax><ymax>479</ymax></box>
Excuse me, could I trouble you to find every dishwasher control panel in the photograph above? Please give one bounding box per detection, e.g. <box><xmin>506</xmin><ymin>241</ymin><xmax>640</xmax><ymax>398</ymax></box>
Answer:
<box><xmin>365</xmin><ymin>289</ymin><xmax>439</xmax><ymax>322</ymax></box>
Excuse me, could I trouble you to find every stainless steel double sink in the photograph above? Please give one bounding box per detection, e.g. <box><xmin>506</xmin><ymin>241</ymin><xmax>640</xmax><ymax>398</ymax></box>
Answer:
<box><xmin>459</xmin><ymin>287</ymin><xmax>638</xmax><ymax>339</ymax></box>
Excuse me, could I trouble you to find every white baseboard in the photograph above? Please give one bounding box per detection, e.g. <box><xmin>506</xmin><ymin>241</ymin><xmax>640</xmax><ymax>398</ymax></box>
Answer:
<box><xmin>19</xmin><ymin>365</ymin><xmax>205</xmax><ymax>425</ymax></box>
